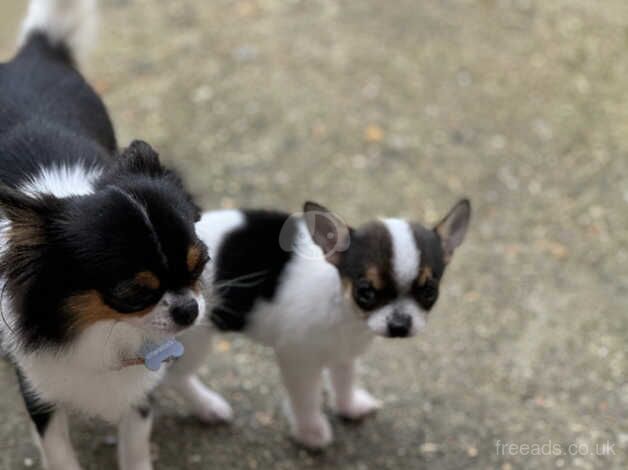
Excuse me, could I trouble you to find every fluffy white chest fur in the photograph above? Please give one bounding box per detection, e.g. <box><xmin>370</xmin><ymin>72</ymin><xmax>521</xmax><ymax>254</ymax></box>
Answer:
<box><xmin>13</xmin><ymin>322</ymin><xmax>164</xmax><ymax>422</ymax></box>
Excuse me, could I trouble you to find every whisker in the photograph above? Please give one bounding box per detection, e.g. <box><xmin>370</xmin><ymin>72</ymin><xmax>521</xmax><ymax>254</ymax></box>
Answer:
<box><xmin>214</xmin><ymin>270</ymin><xmax>268</xmax><ymax>290</ymax></box>
<box><xmin>102</xmin><ymin>320</ymin><xmax>119</xmax><ymax>370</ymax></box>
<box><xmin>0</xmin><ymin>280</ymin><xmax>15</xmax><ymax>337</ymax></box>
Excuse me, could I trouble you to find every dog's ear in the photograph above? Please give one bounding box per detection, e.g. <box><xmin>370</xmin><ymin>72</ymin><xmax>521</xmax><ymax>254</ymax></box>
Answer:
<box><xmin>434</xmin><ymin>198</ymin><xmax>471</xmax><ymax>262</ymax></box>
<box><xmin>0</xmin><ymin>185</ymin><xmax>59</xmax><ymax>230</ymax></box>
<box><xmin>0</xmin><ymin>185</ymin><xmax>43</xmax><ymax>220</ymax></box>
<box><xmin>0</xmin><ymin>186</ymin><xmax>59</xmax><ymax>284</ymax></box>
<box><xmin>118</xmin><ymin>140</ymin><xmax>202</xmax><ymax>222</ymax></box>
<box><xmin>303</xmin><ymin>201</ymin><xmax>351</xmax><ymax>264</ymax></box>
<box><xmin>118</xmin><ymin>140</ymin><xmax>165</xmax><ymax>177</ymax></box>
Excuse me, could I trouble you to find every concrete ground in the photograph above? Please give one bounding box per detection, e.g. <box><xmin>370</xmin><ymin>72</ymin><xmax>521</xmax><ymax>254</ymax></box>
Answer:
<box><xmin>0</xmin><ymin>0</ymin><xmax>626</xmax><ymax>468</ymax></box>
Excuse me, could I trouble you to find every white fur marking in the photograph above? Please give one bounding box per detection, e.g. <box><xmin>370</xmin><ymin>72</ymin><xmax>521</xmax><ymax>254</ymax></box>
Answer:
<box><xmin>19</xmin><ymin>0</ymin><xmax>98</xmax><ymax>62</ymax></box>
<box><xmin>383</xmin><ymin>218</ymin><xmax>420</xmax><ymax>291</ymax></box>
<box><xmin>195</xmin><ymin>210</ymin><xmax>245</xmax><ymax>258</ymax></box>
<box><xmin>20</xmin><ymin>164</ymin><xmax>102</xmax><ymax>198</ymax></box>
<box><xmin>39</xmin><ymin>410</ymin><xmax>82</xmax><ymax>470</ymax></box>
<box><xmin>118</xmin><ymin>408</ymin><xmax>153</xmax><ymax>470</ymax></box>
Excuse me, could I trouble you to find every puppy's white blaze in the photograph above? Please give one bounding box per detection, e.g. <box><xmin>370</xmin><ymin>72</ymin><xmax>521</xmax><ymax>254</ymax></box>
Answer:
<box><xmin>19</xmin><ymin>0</ymin><xmax>99</xmax><ymax>62</ymax></box>
<box><xmin>382</xmin><ymin>218</ymin><xmax>420</xmax><ymax>291</ymax></box>
<box><xmin>20</xmin><ymin>164</ymin><xmax>102</xmax><ymax>198</ymax></box>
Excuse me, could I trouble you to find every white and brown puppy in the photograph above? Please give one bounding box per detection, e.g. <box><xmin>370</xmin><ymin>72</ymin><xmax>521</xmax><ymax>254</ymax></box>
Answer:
<box><xmin>175</xmin><ymin>200</ymin><xmax>470</xmax><ymax>448</ymax></box>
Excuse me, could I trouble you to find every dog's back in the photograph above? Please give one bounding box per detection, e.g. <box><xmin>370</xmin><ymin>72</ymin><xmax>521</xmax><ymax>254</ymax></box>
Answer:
<box><xmin>196</xmin><ymin>210</ymin><xmax>364</xmax><ymax>353</ymax></box>
<box><xmin>0</xmin><ymin>0</ymin><xmax>116</xmax><ymax>188</ymax></box>
<box><xmin>197</xmin><ymin>209</ymin><xmax>298</xmax><ymax>331</ymax></box>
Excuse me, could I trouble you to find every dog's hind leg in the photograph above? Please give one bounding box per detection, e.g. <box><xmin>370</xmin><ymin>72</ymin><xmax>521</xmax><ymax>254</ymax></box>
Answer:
<box><xmin>118</xmin><ymin>401</ymin><xmax>153</xmax><ymax>470</ymax></box>
<box><xmin>17</xmin><ymin>369</ymin><xmax>82</xmax><ymax>470</ymax></box>
<box><xmin>277</xmin><ymin>351</ymin><xmax>332</xmax><ymax>449</ymax></box>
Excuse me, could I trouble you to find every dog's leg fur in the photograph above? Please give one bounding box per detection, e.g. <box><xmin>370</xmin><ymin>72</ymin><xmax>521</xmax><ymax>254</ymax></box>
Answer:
<box><xmin>166</xmin><ymin>327</ymin><xmax>233</xmax><ymax>423</ymax></box>
<box><xmin>18</xmin><ymin>364</ymin><xmax>81</xmax><ymax>469</ymax></box>
<box><xmin>277</xmin><ymin>351</ymin><xmax>332</xmax><ymax>449</ymax></box>
<box><xmin>35</xmin><ymin>409</ymin><xmax>82</xmax><ymax>470</ymax></box>
<box><xmin>117</xmin><ymin>403</ymin><xmax>153</xmax><ymax>470</ymax></box>
<box><xmin>327</xmin><ymin>360</ymin><xmax>381</xmax><ymax>419</ymax></box>
<box><xmin>15</xmin><ymin>3</ymin><xmax>96</xmax><ymax>469</ymax></box>
<box><xmin>19</xmin><ymin>0</ymin><xmax>98</xmax><ymax>63</ymax></box>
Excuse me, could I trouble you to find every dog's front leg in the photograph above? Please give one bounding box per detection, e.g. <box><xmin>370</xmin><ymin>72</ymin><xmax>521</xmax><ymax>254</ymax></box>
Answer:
<box><xmin>17</xmin><ymin>370</ymin><xmax>82</xmax><ymax>470</ymax></box>
<box><xmin>34</xmin><ymin>408</ymin><xmax>82</xmax><ymax>470</ymax></box>
<box><xmin>117</xmin><ymin>402</ymin><xmax>153</xmax><ymax>470</ymax></box>
<box><xmin>276</xmin><ymin>351</ymin><xmax>332</xmax><ymax>449</ymax></box>
<box><xmin>327</xmin><ymin>360</ymin><xmax>381</xmax><ymax>420</ymax></box>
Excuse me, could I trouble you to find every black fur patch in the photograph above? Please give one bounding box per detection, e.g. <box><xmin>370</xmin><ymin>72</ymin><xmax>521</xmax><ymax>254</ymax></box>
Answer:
<box><xmin>410</xmin><ymin>224</ymin><xmax>446</xmax><ymax>311</ymax></box>
<box><xmin>211</xmin><ymin>210</ymin><xmax>296</xmax><ymax>331</ymax></box>
<box><xmin>16</xmin><ymin>367</ymin><xmax>55</xmax><ymax>435</ymax></box>
<box><xmin>412</xmin><ymin>224</ymin><xmax>446</xmax><ymax>280</ymax></box>
<box><xmin>0</xmin><ymin>34</ymin><xmax>116</xmax><ymax>155</ymax></box>
<box><xmin>336</xmin><ymin>221</ymin><xmax>398</xmax><ymax>311</ymax></box>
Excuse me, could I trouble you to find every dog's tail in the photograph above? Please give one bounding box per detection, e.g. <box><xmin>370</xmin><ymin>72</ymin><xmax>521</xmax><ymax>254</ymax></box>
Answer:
<box><xmin>18</xmin><ymin>0</ymin><xmax>98</xmax><ymax>64</ymax></box>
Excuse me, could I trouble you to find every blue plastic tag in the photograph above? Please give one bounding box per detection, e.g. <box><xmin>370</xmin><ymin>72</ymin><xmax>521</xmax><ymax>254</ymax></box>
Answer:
<box><xmin>139</xmin><ymin>338</ymin><xmax>185</xmax><ymax>371</ymax></box>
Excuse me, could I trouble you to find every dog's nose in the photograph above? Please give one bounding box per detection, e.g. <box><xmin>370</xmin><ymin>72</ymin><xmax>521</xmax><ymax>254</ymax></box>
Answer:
<box><xmin>387</xmin><ymin>312</ymin><xmax>411</xmax><ymax>337</ymax></box>
<box><xmin>170</xmin><ymin>299</ymin><xmax>199</xmax><ymax>326</ymax></box>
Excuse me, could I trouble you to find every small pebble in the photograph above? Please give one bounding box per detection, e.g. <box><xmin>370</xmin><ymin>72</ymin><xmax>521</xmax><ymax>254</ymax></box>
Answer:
<box><xmin>419</xmin><ymin>442</ymin><xmax>439</xmax><ymax>454</ymax></box>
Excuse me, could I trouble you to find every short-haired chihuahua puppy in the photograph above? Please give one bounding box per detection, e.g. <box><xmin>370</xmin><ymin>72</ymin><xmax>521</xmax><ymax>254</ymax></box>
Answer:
<box><xmin>174</xmin><ymin>199</ymin><xmax>470</xmax><ymax>448</ymax></box>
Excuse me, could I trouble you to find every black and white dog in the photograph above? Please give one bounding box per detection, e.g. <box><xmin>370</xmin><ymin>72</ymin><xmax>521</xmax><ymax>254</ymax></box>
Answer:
<box><xmin>0</xmin><ymin>1</ymin><xmax>229</xmax><ymax>469</ymax></box>
<box><xmin>182</xmin><ymin>199</ymin><xmax>470</xmax><ymax>448</ymax></box>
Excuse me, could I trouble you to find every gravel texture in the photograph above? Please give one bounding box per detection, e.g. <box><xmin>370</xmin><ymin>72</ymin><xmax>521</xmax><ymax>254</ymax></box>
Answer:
<box><xmin>0</xmin><ymin>1</ymin><xmax>626</xmax><ymax>469</ymax></box>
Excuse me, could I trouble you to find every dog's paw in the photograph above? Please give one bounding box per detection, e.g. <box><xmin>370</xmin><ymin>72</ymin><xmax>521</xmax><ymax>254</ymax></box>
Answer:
<box><xmin>291</xmin><ymin>414</ymin><xmax>333</xmax><ymax>449</ymax></box>
<box><xmin>191</xmin><ymin>388</ymin><xmax>234</xmax><ymax>424</ymax></box>
<box><xmin>334</xmin><ymin>388</ymin><xmax>381</xmax><ymax>420</ymax></box>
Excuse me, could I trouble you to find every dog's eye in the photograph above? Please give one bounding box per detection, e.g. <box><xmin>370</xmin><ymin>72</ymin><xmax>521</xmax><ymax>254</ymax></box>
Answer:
<box><xmin>355</xmin><ymin>280</ymin><xmax>377</xmax><ymax>309</ymax></box>
<box><xmin>420</xmin><ymin>282</ymin><xmax>439</xmax><ymax>306</ymax></box>
<box><xmin>106</xmin><ymin>280</ymin><xmax>162</xmax><ymax>313</ymax></box>
<box><xmin>190</xmin><ymin>251</ymin><xmax>210</xmax><ymax>280</ymax></box>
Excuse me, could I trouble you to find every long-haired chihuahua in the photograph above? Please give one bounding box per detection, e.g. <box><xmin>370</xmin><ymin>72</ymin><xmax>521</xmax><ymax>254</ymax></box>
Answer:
<box><xmin>0</xmin><ymin>1</ymin><xmax>227</xmax><ymax>469</ymax></box>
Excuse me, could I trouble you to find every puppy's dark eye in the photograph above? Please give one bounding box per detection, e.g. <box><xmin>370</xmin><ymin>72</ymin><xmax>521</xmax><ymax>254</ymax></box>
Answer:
<box><xmin>418</xmin><ymin>282</ymin><xmax>439</xmax><ymax>307</ymax></box>
<box><xmin>355</xmin><ymin>279</ymin><xmax>377</xmax><ymax>309</ymax></box>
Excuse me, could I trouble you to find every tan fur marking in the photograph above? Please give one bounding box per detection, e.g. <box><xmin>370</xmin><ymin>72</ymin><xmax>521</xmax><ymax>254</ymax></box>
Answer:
<box><xmin>366</xmin><ymin>266</ymin><xmax>384</xmax><ymax>290</ymax></box>
<box><xmin>187</xmin><ymin>244</ymin><xmax>202</xmax><ymax>273</ymax></box>
<box><xmin>418</xmin><ymin>266</ymin><xmax>433</xmax><ymax>286</ymax></box>
<box><xmin>135</xmin><ymin>271</ymin><xmax>160</xmax><ymax>290</ymax></box>
<box><xmin>8</xmin><ymin>219</ymin><xmax>44</xmax><ymax>248</ymax></box>
<box><xmin>67</xmin><ymin>290</ymin><xmax>153</xmax><ymax>332</ymax></box>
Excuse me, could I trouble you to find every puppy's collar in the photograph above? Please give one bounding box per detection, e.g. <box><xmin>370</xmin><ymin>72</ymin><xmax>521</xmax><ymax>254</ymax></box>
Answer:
<box><xmin>119</xmin><ymin>338</ymin><xmax>184</xmax><ymax>371</ymax></box>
